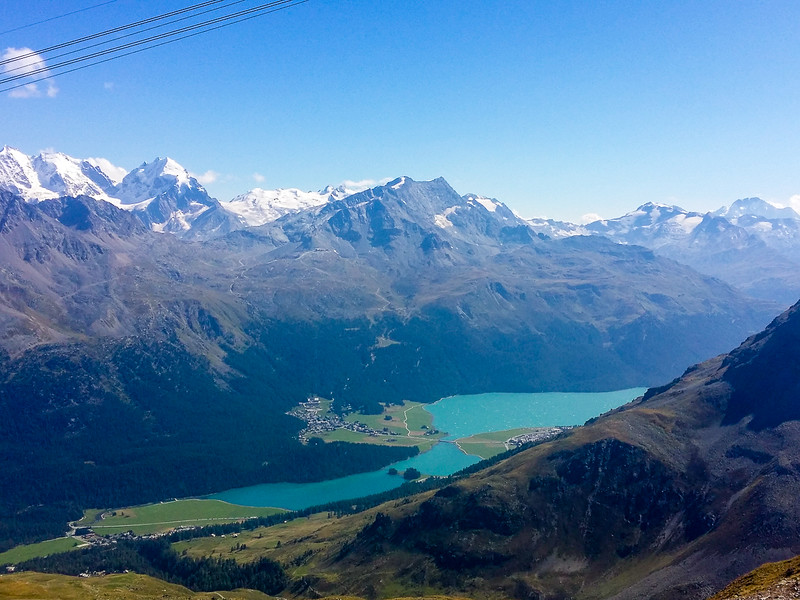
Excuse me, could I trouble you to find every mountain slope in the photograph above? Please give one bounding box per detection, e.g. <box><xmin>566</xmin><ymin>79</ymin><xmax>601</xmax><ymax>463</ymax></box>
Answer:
<box><xmin>0</xmin><ymin>178</ymin><xmax>780</xmax><ymax>554</ymax></box>
<box><xmin>214</xmin><ymin>178</ymin><xmax>774</xmax><ymax>393</ymax></box>
<box><xmin>0</xmin><ymin>571</ymin><xmax>273</xmax><ymax>600</ymax></box>
<box><xmin>256</xmin><ymin>300</ymin><xmax>800</xmax><ymax>600</ymax></box>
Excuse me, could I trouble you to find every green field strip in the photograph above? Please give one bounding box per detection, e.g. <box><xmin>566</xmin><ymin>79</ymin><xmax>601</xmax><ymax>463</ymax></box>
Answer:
<box><xmin>0</xmin><ymin>537</ymin><xmax>83</xmax><ymax>565</ymax></box>
<box><xmin>319</xmin><ymin>428</ymin><xmax>432</xmax><ymax>448</ymax></box>
<box><xmin>404</xmin><ymin>403</ymin><xmax>435</xmax><ymax>432</ymax></box>
<box><xmin>454</xmin><ymin>427</ymin><xmax>542</xmax><ymax>459</ymax></box>
<box><xmin>77</xmin><ymin>499</ymin><xmax>286</xmax><ymax>535</ymax></box>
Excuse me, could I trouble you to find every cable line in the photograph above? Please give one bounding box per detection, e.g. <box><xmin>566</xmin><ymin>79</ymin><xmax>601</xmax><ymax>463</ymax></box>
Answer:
<box><xmin>0</xmin><ymin>0</ymin><xmax>299</xmax><ymax>85</ymax></box>
<box><xmin>0</xmin><ymin>0</ymin><xmax>308</xmax><ymax>95</ymax></box>
<box><xmin>0</xmin><ymin>1</ymin><xmax>121</xmax><ymax>37</ymax></box>
<box><xmin>0</xmin><ymin>0</ymin><xmax>230</xmax><ymax>67</ymax></box>
<box><xmin>1</xmin><ymin>0</ymin><xmax>251</xmax><ymax>78</ymax></box>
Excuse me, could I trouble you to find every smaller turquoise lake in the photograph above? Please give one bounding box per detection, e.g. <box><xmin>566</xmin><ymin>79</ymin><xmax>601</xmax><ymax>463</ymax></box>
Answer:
<box><xmin>209</xmin><ymin>387</ymin><xmax>646</xmax><ymax>510</ymax></box>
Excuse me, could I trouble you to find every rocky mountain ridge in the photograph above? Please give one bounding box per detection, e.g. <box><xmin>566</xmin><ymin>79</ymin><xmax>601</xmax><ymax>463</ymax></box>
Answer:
<box><xmin>6</xmin><ymin>146</ymin><xmax>800</xmax><ymax>300</ymax></box>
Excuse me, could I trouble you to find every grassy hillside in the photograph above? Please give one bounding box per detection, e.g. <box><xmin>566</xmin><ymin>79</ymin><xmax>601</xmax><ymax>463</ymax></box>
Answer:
<box><xmin>707</xmin><ymin>555</ymin><xmax>800</xmax><ymax>600</ymax></box>
<box><xmin>0</xmin><ymin>571</ymin><xmax>474</xmax><ymax>600</ymax></box>
<box><xmin>0</xmin><ymin>538</ymin><xmax>82</xmax><ymax>566</ymax></box>
<box><xmin>0</xmin><ymin>571</ymin><xmax>271</xmax><ymax>600</ymax></box>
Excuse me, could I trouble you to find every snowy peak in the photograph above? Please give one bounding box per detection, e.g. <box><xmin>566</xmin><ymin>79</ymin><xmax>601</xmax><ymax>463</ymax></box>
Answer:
<box><xmin>224</xmin><ymin>186</ymin><xmax>340</xmax><ymax>227</ymax></box>
<box><xmin>223</xmin><ymin>179</ymin><xmax>394</xmax><ymax>227</ymax></box>
<box><xmin>0</xmin><ymin>146</ymin><xmax>124</xmax><ymax>203</ymax></box>
<box><xmin>463</xmin><ymin>193</ymin><xmax>500</xmax><ymax>213</ymax></box>
<box><xmin>32</xmin><ymin>152</ymin><xmax>116</xmax><ymax>200</ymax></box>
<box><xmin>714</xmin><ymin>197</ymin><xmax>800</xmax><ymax>222</ymax></box>
<box><xmin>584</xmin><ymin>202</ymin><xmax>709</xmax><ymax>240</ymax></box>
<box><xmin>110</xmin><ymin>157</ymin><xmax>223</xmax><ymax>234</ymax></box>
<box><xmin>526</xmin><ymin>216</ymin><xmax>588</xmax><ymax>239</ymax></box>
<box><xmin>620</xmin><ymin>202</ymin><xmax>693</xmax><ymax>226</ymax></box>
<box><xmin>114</xmin><ymin>157</ymin><xmax>198</xmax><ymax>207</ymax></box>
<box><xmin>0</xmin><ymin>145</ymin><xmax>56</xmax><ymax>201</ymax></box>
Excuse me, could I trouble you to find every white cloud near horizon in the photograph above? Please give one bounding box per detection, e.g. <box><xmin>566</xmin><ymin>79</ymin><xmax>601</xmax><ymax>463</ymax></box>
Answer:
<box><xmin>337</xmin><ymin>177</ymin><xmax>392</xmax><ymax>192</ymax></box>
<box><xmin>2</xmin><ymin>47</ymin><xmax>58</xmax><ymax>98</ymax></box>
<box><xmin>580</xmin><ymin>213</ymin><xmax>602</xmax><ymax>224</ymax></box>
<box><xmin>86</xmin><ymin>157</ymin><xmax>128</xmax><ymax>185</ymax></box>
<box><xmin>190</xmin><ymin>170</ymin><xmax>220</xmax><ymax>185</ymax></box>
<box><xmin>252</xmin><ymin>173</ymin><xmax>266</xmax><ymax>183</ymax></box>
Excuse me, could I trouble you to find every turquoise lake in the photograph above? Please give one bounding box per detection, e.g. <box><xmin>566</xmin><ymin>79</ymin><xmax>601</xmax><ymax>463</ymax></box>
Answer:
<box><xmin>209</xmin><ymin>387</ymin><xmax>646</xmax><ymax>509</ymax></box>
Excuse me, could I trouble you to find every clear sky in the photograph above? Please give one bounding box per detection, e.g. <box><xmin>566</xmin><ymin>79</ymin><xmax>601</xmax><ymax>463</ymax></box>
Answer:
<box><xmin>1</xmin><ymin>0</ymin><xmax>799</xmax><ymax>222</ymax></box>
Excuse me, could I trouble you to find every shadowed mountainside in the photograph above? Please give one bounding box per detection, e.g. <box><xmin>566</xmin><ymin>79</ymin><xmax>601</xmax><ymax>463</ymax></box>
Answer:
<box><xmin>250</xmin><ymin>301</ymin><xmax>800</xmax><ymax>600</ymax></box>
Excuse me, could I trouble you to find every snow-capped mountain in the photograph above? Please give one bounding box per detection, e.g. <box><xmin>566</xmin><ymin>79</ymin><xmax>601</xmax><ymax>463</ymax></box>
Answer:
<box><xmin>525</xmin><ymin>216</ymin><xmax>589</xmax><ymax>239</ymax></box>
<box><xmin>114</xmin><ymin>157</ymin><xmax>194</xmax><ymax>207</ymax></box>
<box><xmin>3</xmin><ymin>145</ymin><xmax>800</xmax><ymax>303</ymax></box>
<box><xmin>713</xmin><ymin>197</ymin><xmax>800</xmax><ymax>222</ymax></box>
<box><xmin>0</xmin><ymin>146</ymin><xmax>118</xmax><ymax>202</ymax></box>
<box><xmin>585</xmin><ymin>202</ymin><xmax>713</xmax><ymax>248</ymax></box>
<box><xmin>33</xmin><ymin>151</ymin><xmax>118</xmax><ymax>200</ymax></box>
<box><xmin>225</xmin><ymin>186</ymin><xmax>349</xmax><ymax>227</ymax></box>
<box><xmin>580</xmin><ymin>200</ymin><xmax>800</xmax><ymax>305</ymax></box>
<box><xmin>112</xmin><ymin>157</ymin><xmax>228</xmax><ymax>234</ymax></box>
<box><xmin>0</xmin><ymin>147</ymin><xmax>235</xmax><ymax>236</ymax></box>
<box><xmin>223</xmin><ymin>182</ymin><xmax>390</xmax><ymax>227</ymax></box>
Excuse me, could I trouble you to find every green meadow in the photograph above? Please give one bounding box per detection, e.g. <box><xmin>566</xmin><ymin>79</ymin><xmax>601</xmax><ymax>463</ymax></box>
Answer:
<box><xmin>77</xmin><ymin>499</ymin><xmax>286</xmax><ymax>535</ymax></box>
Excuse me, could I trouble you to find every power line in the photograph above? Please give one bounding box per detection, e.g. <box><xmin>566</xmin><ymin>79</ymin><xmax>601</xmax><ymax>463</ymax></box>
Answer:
<box><xmin>0</xmin><ymin>0</ymin><xmax>300</xmax><ymax>86</ymax></box>
<box><xmin>1</xmin><ymin>0</ymin><xmax>252</xmax><ymax>79</ymax></box>
<box><xmin>0</xmin><ymin>1</ymin><xmax>121</xmax><ymax>37</ymax></box>
<box><xmin>0</xmin><ymin>0</ymin><xmax>230</xmax><ymax>68</ymax></box>
<box><xmin>0</xmin><ymin>0</ymin><xmax>309</xmax><ymax>95</ymax></box>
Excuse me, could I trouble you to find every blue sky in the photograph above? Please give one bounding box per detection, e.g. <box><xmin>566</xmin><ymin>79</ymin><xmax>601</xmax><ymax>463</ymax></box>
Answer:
<box><xmin>2</xmin><ymin>0</ymin><xmax>799</xmax><ymax>222</ymax></box>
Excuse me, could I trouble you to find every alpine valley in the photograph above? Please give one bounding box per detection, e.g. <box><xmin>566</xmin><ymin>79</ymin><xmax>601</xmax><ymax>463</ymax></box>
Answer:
<box><xmin>1</xmin><ymin>147</ymin><xmax>798</xmax><ymax>599</ymax></box>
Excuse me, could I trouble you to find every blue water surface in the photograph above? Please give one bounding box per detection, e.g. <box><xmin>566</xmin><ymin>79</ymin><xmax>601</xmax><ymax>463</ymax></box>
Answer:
<box><xmin>209</xmin><ymin>387</ymin><xmax>646</xmax><ymax>509</ymax></box>
<box><xmin>428</xmin><ymin>388</ymin><xmax>647</xmax><ymax>440</ymax></box>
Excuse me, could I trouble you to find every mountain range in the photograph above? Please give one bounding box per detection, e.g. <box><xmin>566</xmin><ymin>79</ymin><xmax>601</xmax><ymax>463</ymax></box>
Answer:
<box><xmin>0</xmin><ymin>145</ymin><xmax>790</xmax><ymax>556</ymax></box>
<box><xmin>4</xmin><ymin>146</ymin><xmax>799</xmax><ymax>305</ymax></box>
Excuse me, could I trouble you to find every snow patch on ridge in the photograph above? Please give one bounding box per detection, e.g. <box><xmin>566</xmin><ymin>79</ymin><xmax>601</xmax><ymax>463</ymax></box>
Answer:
<box><xmin>672</xmin><ymin>214</ymin><xmax>703</xmax><ymax>234</ymax></box>
<box><xmin>465</xmin><ymin>194</ymin><xmax>499</xmax><ymax>212</ymax></box>
<box><xmin>434</xmin><ymin>206</ymin><xmax>458</xmax><ymax>229</ymax></box>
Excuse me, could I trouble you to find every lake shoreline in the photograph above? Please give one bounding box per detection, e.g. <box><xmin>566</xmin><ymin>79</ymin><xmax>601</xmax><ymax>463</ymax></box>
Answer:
<box><xmin>209</xmin><ymin>387</ymin><xmax>646</xmax><ymax>509</ymax></box>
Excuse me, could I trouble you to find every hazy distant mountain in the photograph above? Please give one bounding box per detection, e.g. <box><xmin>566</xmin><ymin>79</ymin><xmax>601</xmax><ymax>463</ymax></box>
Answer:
<box><xmin>584</xmin><ymin>201</ymin><xmax>800</xmax><ymax>305</ymax></box>
<box><xmin>713</xmin><ymin>196</ymin><xmax>800</xmax><ymax>221</ymax></box>
<box><xmin>274</xmin><ymin>299</ymin><xmax>800</xmax><ymax>600</ymax></box>
<box><xmin>526</xmin><ymin>215</ymin><xmax>590</xmax><ymax>239</ymax></box>
<box><xmin>223</xmin><ymin>183</ymin><xmax>367</xmax><ymax>227</ymax></box>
